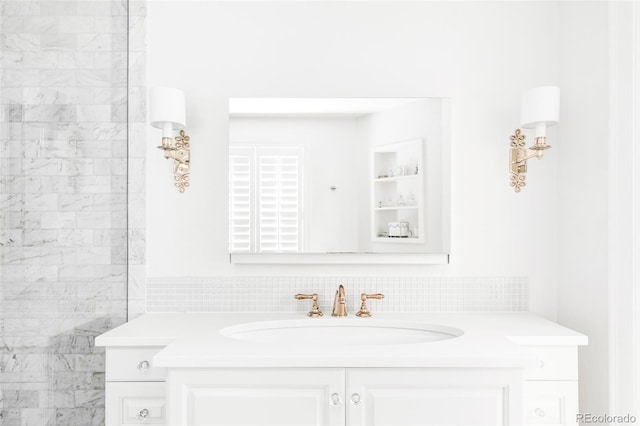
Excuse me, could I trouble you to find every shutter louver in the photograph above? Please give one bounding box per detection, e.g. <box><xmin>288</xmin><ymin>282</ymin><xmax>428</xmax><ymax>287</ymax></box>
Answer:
<box><xmin>229</xmin><ymin>152</ymin><xmax>252</xmax><ymax>252</ymax></box>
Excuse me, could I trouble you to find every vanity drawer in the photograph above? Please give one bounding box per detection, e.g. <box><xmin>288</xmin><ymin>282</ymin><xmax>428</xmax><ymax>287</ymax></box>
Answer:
<box><xmin>106</xmin><ymin>382</ymin><xmax>166</xmax><ymax>426</ymax></box>
<box><xmin>524</xmin><ymin>381</ymin><xmax>578</xmax><ymax>425</ymax></box>
<box><xmin>524</xmin><ymin>346</ymin><xmax>578</xmax><ymax>380</ymax></box>
<box><xmin>106</xmin><ymin>347</ymin><xmax>166</xmax><ymax>382</ymax></box>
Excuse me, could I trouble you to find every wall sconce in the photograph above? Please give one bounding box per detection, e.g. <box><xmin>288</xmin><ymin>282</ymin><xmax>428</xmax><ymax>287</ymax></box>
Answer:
<box><xmin>509</xmin><ymin>86</ymin><xmax>559</xmax><ymax>193</ymax></box>
<box><xmin>150</xmin><ymin>87</ymin><xmax>190</xmax><ymax>193</ymax></box>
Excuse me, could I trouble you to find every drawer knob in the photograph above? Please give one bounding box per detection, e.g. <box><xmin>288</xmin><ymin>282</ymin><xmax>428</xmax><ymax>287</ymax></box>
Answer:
<box><xmin>535</xmin><ymin>408</ymin><xmax>546</xmax><ymax>417</ymax></box>
<box><xmin>538</xmin><ymin>360</ymin><xmax>545</xmax><ymax>368</ymax></box>
<box><xmin>137</xmin><ymin>408</ymin><xmax>149</xmax><ymax>421</ymax></box>
<box><xmin>350</xmin><ymin>393</ymin><xmax>361</xmax><ymax>406</ymax></box>
<box><xmin>137</xmin><ymin>360</ymin><xmax>150</xmax><ymax>371</ymax></box>
<box><xmin>329</xmin><ymin>393</ymin><xmax>342</xmax><ymax>406</ymax></box>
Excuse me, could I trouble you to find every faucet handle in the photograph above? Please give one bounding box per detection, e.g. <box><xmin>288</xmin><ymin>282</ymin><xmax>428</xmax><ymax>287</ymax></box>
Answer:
<box><xmin>295</xmin><ymin>293</ymin><xmax>323</xmax><ymax>317</ymax></box>
<box><xmin>356</xmin><ymin>293</ymin><xmax>384</xmax><ymax>317</ymax></box>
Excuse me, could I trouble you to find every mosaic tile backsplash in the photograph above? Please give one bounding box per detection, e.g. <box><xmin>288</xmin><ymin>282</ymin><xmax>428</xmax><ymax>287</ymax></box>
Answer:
<box><xmin>147</xmin><ymin>276</ymin><xmax>529</xmax><ymax>313</ymax></box>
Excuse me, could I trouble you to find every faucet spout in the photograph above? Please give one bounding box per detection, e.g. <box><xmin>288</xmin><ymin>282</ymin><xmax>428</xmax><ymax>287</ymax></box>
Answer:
<box><xmin>331</xmin><ymin>284</ymin><xmax>347</xmax><ymax>317</ymax></box>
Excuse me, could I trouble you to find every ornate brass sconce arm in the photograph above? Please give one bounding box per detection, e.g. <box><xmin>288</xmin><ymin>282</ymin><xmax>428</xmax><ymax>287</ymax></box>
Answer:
<box><xmin>158</xmin><ymin>129</ymin><xmax>190</xmax><ymax>193</ymax></box>
<box><xmin>509</xmin><ymin>129</ymin><xmax>550</xmax><ymax>193</ymax></box>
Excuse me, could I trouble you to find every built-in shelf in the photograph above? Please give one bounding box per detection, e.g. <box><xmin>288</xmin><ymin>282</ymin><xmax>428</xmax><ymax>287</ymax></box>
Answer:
<box><xmin>374</xmin><ymin>206</ymin><xmax>419</xmax><ymax>211</ymax></box>
<box><xmin>372</xmin><ymin>237</ymin><xmax>423</xmax><ymax>244</ymax></box>
<box><xmin>372</xmin><ymin>139</ymin><xmax>424</xmax><ymax>244</ymax></box>
<box><xmin>374</xmin><ymin>174</ymin><xmax>420</xmax><ymax>183</ymax></box>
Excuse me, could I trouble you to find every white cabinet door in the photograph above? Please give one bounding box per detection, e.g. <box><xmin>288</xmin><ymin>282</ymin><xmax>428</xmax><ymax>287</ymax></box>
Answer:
<box><xmin>167</xmin><ymin>368</ymin><xmax>345</xmax><ymax>426</ymax></box>
<box><xmin>524</xmin><ymin>381</ymin><xmax>579</xmax><ymax>425</ymax></box>
<box><xmin>105</xmin><ymin>382</ymin><xmax>166</xmax><ymax>426</ymax></box>
<box><xmin>346</xmin><ymin>368</ymin><xmax>523</xmax><ymax>426</ymax></box>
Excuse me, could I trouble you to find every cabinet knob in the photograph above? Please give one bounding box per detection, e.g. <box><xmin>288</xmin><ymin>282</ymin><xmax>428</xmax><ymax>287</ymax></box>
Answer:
<box><xmin>538</xmin><ymin>360</ymin><xmax>545</xmax><ymax>368</ymax></box>
<box><xmin>329</xmin><ymin>393</ymin><xmax>342</xmax><ymax>406</ymax></box>
<box><xmin>350</xmin><ymin>393</ymin><xmax>362</xmax><ymax>406</ymax></box>
<box><xmin>137</xmin><ymin>360</ymin><xmax>150</xmax><ymax>371</ymax></box>
<box><xmin>137</xmin><ymin>408</ymin><xmax>149</xmax><ymax>421</ymax></box>
<box><xmin>535</xmin><ymin>408</ymin><xmax>546</xmax><ymax>417</ymax></box>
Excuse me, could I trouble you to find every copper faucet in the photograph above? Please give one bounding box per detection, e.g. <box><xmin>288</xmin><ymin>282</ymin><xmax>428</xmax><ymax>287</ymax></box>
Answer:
<box><xmin>331</xmin><ymin>284</ymin><xmax>347</xmax><ymax>317</ymax></box>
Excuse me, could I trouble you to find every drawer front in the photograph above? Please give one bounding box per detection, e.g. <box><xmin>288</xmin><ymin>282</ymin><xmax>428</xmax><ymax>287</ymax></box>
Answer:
<box><xmin>106</xmin><ymin>382</ymin><xmax>166</xmax><ymax>426</ymax></box>
<box><xmin>525</xmin><ymin>381</ymin><xmax>578</xmax><ymax>425</ymax></box>
<box><xmin>524</xmin><ymin>346</ymin><xmax>578</xmax><ymax>380</ymax></box>
<box><xmin>106</xmin><ymin>347</ymin><xmax>166</xmax><ymax>382</ymax></box>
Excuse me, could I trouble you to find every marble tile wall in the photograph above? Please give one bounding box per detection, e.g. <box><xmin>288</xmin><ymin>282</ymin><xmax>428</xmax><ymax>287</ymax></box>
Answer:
<box><xmin>0</xmin><ymin>1</ymin><xmax>129</xmax><ymax>424</ymax></box>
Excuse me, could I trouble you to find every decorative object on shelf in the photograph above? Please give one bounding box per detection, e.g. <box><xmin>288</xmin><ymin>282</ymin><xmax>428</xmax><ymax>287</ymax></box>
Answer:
<box><xmin>150</xmin><ymin>86</ymin><xmax>191</xmax><ymax>193</ymax></box>
<box><xmin>408</xmin><ymin>193</ymin><xmax>416</xmax><ymax>205</ymax></box>
<box><xmin>398</xmin><ymin>194</ymin><xmax>405</xmax><ymax>206</ymax></box>
<box><xmin>509</xmin><ymin>86</ymin><xmax>559</xmax><ymax>193</ymax></box>
<box><xmin>388</xmin><ymin>221</ymin><xmax>410</xmax><ymax>238</ymax></box>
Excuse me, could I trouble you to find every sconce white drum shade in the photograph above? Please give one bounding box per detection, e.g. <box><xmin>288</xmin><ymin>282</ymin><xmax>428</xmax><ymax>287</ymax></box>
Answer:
<box><xmin>150</xmin><ymin>87</ymin><xmax>186</xmax><ymax>131</ymax></box>
<box><xmin>520</xmin><ymin>86</ymin><xmax>559</xmax><ymax>136</ymax></box>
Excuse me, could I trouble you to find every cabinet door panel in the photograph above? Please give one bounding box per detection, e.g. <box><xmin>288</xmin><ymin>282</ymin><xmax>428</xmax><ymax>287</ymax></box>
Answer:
<box><xmin>168</xmin><ymin>368</ymin><xmax>345</xmax><ymax>426</ymax></box>
<box><xmin>524</xmin><ymin>381</ymin><xmax>578</xmax><ymax>425</ymax></box>
<box><xmin>347</xmin><ymin>368</ymin><xmax>523</xmax><ymax>426</ymax></box>
<box><xmin>105</xmin><ymin>382</ymin><xmax>166</xmax><ymax>426</ymax></box>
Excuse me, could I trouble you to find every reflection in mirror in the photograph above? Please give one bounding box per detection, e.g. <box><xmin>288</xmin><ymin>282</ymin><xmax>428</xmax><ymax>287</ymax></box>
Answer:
<box><xmin>228</xmin><ymin>98</ymin><xmax>450</xmax><ymax>256</ymax></box>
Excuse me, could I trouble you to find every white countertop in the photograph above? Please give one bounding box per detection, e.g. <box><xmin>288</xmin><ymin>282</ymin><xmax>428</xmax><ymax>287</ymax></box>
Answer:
<box><xmin>96</xmin><ymin>312</ymin><xmax>587</xmax><ymax>369</ymax></box>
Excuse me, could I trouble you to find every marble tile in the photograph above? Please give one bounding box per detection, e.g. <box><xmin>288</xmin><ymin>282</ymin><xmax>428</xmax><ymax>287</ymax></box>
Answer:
<box><xmin>93</xmin><ymin>158</ymin><xmax>127</xmax><ymax>176</ymax></box>
<box><xmin>77</xmin><ymin>1</ymin><xmax>111</xmax><ymax>16</ymax></box>
<box><xmin>21</xmin><ymin>408</ymin><xmax>56</xmax><ymax>426</ymax></box>
<box><xmin>1</xmin><ymin>1</ymin><xmax>41</xmax><ymax>16</ymax></box>
<box><xmin>93</xmin><ymin>87</ymin><xmax>126</xmax><ymax>105</ymax></box>
<box><xmin>78</xmin><ymin>34</ymin><xmax>111</xmax><ymax>51</ymax></box>
<box><xmin>76</xmin><ymin>176</ymin><xmax>111</xmax><ymax>194</ymax></box>
<box><xmin>59</xmin><ymin>17</ymin><xmax>94</xmax><ymax>33</ymax></box>
<box><xmin>41</xmin><ymin>34</ymin><xmax>78</xmax><ymax>51</ymax></box>
<box><xmin>94</xmin><ymin>16</ymin><xmax>127</xmax><ymax>34</ymax></box>
<box><xmin>76</xmin><ymin>105</ymin><xmax>111</xmax><ymax>122</ymax></box>
<box><xmin>24</xmin><ymin>194</ymin><xmax>58</xmax><ymax>211</ymax></box>
<box><xmin>23</xmin><ymin>88</ymin><xmax>92</xmax><ymax>106</ymax></box>
<box><xmin>40</xmin><ymin>212</ymin><xmax>76</xmax><ymax>229</ymax></box>
<box><xmin>75</xmin><ymin>247</ymin><xmax>111</xmax><ymax>265</ymax></box>
<box><xmin>39</xmin><ymin>2</ymin><xmax>78</xmax><ymax>16</ymax></box>
<box><xmin>74</xmin><ymin>390</ymin><xmax>104</xmax><ymax>408</ymax></box>
<box><xmin>75</xmin><ymin>140</ymin><xmax>112</xmax><ymax>158</ymax></box>
<box><xmin>55</xmin><ymin>407</ymin><xmax>103</xmax><ymax>426</ymax></box>
<box><xmin>76</xmin><ymin>212</ymin><xmax>111</xmax><ymax>229</ymax></box>
<box><xmin>22</xmin><ymin>17</ymin><xmax>59</xmax><ymax>34</ymax></box>
<box><xmin>2</xmin><ymin>34</ymin><xmax>40</xmax><ymax>51</ymax></box>
<box><xmin>39</xmin><ymin>70</ymin><xmax>76</xmax><ymax>88</ymax></box>
<box><xmin>59</xmin><ymin>52</ymin><xmax>93</xmax><ymax>70</ymax></box>
<box><xmin>2</xmin><ymin>70</ymin><xmax>40</xmax><ymax>88</ymax></box>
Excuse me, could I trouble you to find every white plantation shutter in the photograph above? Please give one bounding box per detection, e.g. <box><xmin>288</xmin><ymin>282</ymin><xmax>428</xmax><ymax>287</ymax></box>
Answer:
<box><xmin>229</xmin><ymin>148</ymin><xmax>253</xmax><ymax>252</ymax></box>
<box><xmin>229</xmin><ymin>146</ymin><xmax>303</xmax><ymax>253</ymax></box>
<box><xmin>257</xmin><ymin>151</ymin><xmax>300</xmax><ymax>253</ymax></box>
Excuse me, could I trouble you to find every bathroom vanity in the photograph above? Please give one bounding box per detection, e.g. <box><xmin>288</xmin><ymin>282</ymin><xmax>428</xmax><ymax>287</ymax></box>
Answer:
<box><xmin>96</xmin><ymin>313</ymin><xmax>586</xmax><ymax>426</ymax></box>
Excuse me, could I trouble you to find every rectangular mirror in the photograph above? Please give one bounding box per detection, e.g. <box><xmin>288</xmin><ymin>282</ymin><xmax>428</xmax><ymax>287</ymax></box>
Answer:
<box><xmin>228</xmin><ymin>98</ymin><xmax>450</xmax><ymax>264</ymax></box>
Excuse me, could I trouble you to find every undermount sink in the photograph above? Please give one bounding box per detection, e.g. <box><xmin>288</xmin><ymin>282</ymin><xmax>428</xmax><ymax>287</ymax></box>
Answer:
<box><xmin>220</xmin><ymin>319</ymin><xmax>463</xmax><ymax>345</ymax></box>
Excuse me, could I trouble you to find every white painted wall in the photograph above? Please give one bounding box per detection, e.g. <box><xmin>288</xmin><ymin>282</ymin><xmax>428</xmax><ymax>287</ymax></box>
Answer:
<box><xmin>557</xmin><ymin>1</ymin><xmax>609</xmax><ymax>414</ymax></box>
<box><xmin>146</xmin><ymin>1</ymin><xmax>560</xmax><ymax>318</ymax></box>
<box><xmin>229</xmin><ymin>117</ymin><xmax>361</xmax><ymax>252</ymax></box>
